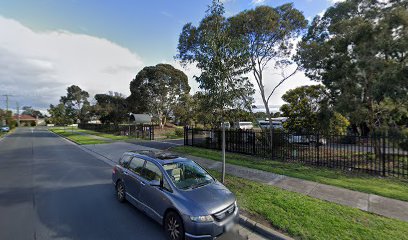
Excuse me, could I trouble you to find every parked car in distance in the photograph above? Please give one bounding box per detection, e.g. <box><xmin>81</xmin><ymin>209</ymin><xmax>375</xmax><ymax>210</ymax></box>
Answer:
<box><xmin>234</xmin><ymin>121</ymin><xmax>253</xmax><ymax>130</ymax></box>
<box><xmin>221</xmin><ymin>122</ymin><xmax>230</xmax><ymax>129</ymax></box>
<box><xmin>258</xmin><ymin>120</ymin><xmax>283</xmax><ymax>129</ymax></box>
<box><xmin>112</xmin><ymin>150</ymin><xmax>239</xmax><ymax>240</ymax></box>
<box><xmin>288</xmin><ymin>134</ymin><xmax>327</xmax><ymax>145</ymax></box>
<box><xmin>1</xmin><ymin>125</ymin><xmax>10</xmax><ymax>132</ymax></box>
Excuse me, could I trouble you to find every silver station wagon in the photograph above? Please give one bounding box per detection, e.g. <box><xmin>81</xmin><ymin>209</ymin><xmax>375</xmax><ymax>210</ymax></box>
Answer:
<box><xmin>112</xmin><ymin>150</ymin><xmax>239</xmax><ymax>240</ymax></box>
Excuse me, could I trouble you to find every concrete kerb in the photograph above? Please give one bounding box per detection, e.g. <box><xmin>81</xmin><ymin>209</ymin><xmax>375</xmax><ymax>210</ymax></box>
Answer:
<box><xmin>239</xmin><ymin>216</ymin><xmax>293</xmax><ymax>240</ymax></box>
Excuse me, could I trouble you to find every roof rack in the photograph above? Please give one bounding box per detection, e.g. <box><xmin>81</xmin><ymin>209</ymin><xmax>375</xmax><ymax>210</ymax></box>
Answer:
<box><xmin>129</xmin><ymin>150</ymin><xmax>179</xmax><ymax>160</ymax></box>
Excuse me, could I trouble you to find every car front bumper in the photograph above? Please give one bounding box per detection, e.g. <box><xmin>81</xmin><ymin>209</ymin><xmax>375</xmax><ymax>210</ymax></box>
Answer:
<box><xmin>183</xmin><ymin>206</ymin><xmax>239</xmax><ymax>240</ymax></box>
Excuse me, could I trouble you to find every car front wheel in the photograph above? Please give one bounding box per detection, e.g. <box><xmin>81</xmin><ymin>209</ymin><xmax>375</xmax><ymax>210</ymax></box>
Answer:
<box><xmin>164</xmin><ymin>211</ymin><xmax>185</xmax><ymax>240</ymax></box>
<box><xmin>116</xmin><ymin>181</ymin><xmax>126</xmax><ymax>203</ymax></box>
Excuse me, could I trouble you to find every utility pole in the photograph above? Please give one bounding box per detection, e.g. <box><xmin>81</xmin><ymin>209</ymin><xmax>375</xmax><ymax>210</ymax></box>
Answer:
<box><xmin>2</xmin><ymin>94</ymin><xmax>13</xmax><ymax>111</ymax></box>
<box><xmin>16</xmin><ymin>102</ymin><xmax>20</xmax><ymax>127</ymax></box>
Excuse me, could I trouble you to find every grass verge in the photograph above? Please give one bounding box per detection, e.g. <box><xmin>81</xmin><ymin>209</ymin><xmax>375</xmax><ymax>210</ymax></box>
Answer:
<box><xmin>210</xmin><ymin>171</ymin><xmax>408</xmax><ymax>240</ymax></box>
<box><xmin>50</xmin><ymin>128</ymin><xmax>107</xmax><ymax>145</ymax></box>
<box><xmin>173</xmin><ymin>146</ymin><xmax>408</xmax><ymax>202</ymax></box>
<box><xmin>75</xmin><ymin>129</ymin><xmax>133</xmax><ymax>141</ymax></box>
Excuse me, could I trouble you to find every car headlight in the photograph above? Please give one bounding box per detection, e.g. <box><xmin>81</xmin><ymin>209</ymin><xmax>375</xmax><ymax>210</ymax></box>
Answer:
<box><xmin>190</xmin><ymin>215</ymin><xmax>214</xmax><ymax>223</ymax></box>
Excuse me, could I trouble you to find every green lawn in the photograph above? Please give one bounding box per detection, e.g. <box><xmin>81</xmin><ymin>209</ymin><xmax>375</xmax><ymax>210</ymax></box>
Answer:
<box><xmin>212</xmin><ymin>171</ymin><xmax>408</xmax><ymax>240</ymax></box>
<box><xmin>75</xmin><ymin>129</ymin><xmax>133</xmax><ymax>141</ymax></box>
<box><xmin>172</xmin><ymin>146</ymin><xmax>408</xmax><ymax>202</ymax></box>
<box><xmin>51</xmin><ymin>128</ymin><xmax>107</xmax><ymax>145</ymax></box>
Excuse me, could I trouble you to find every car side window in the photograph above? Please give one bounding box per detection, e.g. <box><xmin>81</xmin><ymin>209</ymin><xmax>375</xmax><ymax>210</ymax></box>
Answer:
<box><xmin>128</xmin><ymin>157</ymin><xmax>145</xmax><ymax>175</ymax></box>
<box><xmin>142</xmin><ymin>161</ymin><xmax>162</xmax><ymax>182</ymax></box>
<box><xmin>162</xmin><ymin>178</ymin><xmax>172</xmax><ymax>192</ymax></box>
<box><xmin>119</xmin><ymin>155</ymin><xmax>133</xmax><ymax>167</ymax></box>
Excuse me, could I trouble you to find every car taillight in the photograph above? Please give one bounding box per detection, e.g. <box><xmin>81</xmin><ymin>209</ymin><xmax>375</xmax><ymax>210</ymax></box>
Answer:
<box><xmin>112</xmin><ymin>166</ymin><xmax>117</xmax><ymax>174</ymax></box>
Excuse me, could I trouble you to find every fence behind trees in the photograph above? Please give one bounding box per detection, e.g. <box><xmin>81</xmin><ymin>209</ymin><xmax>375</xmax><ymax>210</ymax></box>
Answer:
<box><xmin>184</xmin><ymin>127</ymin><xmax>408</xmax><ymax>179</ymax></box>
<box><xmin>79</xmin><ymin>123</ymin><xmax>154</xmax><ymax>140</ymax></box>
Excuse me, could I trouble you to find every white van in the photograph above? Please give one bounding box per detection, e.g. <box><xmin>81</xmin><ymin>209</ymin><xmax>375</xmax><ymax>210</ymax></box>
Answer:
<box><xmin>235</xmin><ymin>122</ymin><xmax>253</xmax><ymax>130</ymax></box>
<box><xmin>258</xmin><ymin>120</ymin><xmax>283</xmax><ymax>129</ymax></box>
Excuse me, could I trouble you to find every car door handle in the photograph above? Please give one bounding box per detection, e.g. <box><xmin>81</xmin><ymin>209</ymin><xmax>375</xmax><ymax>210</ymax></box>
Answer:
<box><xmin>140</xmin><ymin>181</ymin><xmax>146</xmax><ymax>186</ymax></box>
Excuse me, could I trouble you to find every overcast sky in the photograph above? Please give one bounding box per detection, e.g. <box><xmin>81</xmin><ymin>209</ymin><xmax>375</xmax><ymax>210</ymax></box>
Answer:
<box><xmin>0</xmin><ymin>0</ymin><xmax>340</xmax><ymax>113</ymax></box>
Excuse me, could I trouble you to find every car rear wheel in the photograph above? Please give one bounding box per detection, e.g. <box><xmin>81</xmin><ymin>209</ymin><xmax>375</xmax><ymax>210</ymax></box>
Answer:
<box><xmin>164</xmin><ymin>211</ymin><xmax>184</xmax><ymax>240</ymax></box>
<box><xmin>116</xmin><ymin>181</ymin><xmax>126</xmax><ymax>203</ymax></box>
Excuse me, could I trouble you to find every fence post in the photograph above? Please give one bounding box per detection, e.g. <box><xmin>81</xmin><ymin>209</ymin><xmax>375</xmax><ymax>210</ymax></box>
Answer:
<box><xmin>192</xmin><ymin>128</ymin><xmax>194</xmax><ymax>146</ymax></box>
<box><xmin>316</xmin><ymin>133</ymin><xmax>320</xmax><ymax>166</ymax></box>
<box><xmin>252</xmin><ymin>131</ymin><xmax>256</xmax><ymax>155</ymax></box>
<box><xmin>382</xmin><ymin>135</ymin><xmax>386</xmax><ymax>177</ymax></box>
<box><xmin>184</xmin><ymin>126</ymin><xmax>188</xmax><ymax>145</ymax></box>
<box><xmin>151</xmin><ymin>125</ymin><xmax>154</xmax><ymax>140</ymax></box>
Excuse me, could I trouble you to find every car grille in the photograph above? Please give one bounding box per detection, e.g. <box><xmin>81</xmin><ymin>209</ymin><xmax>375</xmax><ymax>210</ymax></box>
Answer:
<box><xmin>212</xmin><ymin>203</ymin><xmax>235</xmax><ymax>222</ymax></box>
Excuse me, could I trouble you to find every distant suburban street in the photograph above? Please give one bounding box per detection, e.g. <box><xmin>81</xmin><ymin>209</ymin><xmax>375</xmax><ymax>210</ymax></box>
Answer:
<box><xmin>0</xmin><ymin>128</ymin><xmax>243</xmax><ymax>240</ymax></box>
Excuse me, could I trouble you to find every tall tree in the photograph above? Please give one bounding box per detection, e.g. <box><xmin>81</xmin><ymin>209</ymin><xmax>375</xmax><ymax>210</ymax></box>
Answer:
<box><xmin>128</xmin><ymin>64</ymin><xmax>190</xmax><ymax>128</ymax></box>
<box><xmin>296</xmin><ymin>0</ymin><xmax>408</xmax><ymax>133</ymax></box>
<box><xmin>176</xmin><ymin>0</ymin><xmax>254</xmax><ymax>182</ymax></box>
<box><xmin>60</xmin><ymin>85</ymin><xmax>90</xmax><ymax>123</ymax></box>
<box><xmin>22</xmin><ymin>106</ymin><xmax>43</xmax><ymax>118</ymax></box>
<box><xmin>229</xmin><ymin>4</ymin><xmax>307</xmax><ymax>132</ymax></box>
<box><xmin>280</xmin><ymin>85</ymin><xmax>349</xmax><ymax>134</ymax></box>
<box><xmin>48</xmin><ymin>103</ymin><xmax>71</xmax><ymax>125</ymax></box>
<box><xmin>92</xmin><ymin>92</ymin><xmax>128</xmax><ymax>125</ymax></box>
<box><xmin>0</xmin><ymin>108</ymin><xmax>15</xmax><ymax>127</ymax></box>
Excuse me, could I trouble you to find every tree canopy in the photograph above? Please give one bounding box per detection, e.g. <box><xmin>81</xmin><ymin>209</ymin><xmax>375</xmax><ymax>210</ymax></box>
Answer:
<box><xmin>48</xmin><ymin>85</ymin><xmax>90</xmax><ymax>124</ymax></box>
<box><xmin>92</xmin><ymin>92</ymin><xmax>128</xmax><ymax>125</ymax></box>
<box><xmin>176</xmin><ymin>0</ymin><xmax>254</xmax><ymax>119</ymax></box>
<box><xmin>229</xmin><ymin>3</ymin><xmax>307</xmax><ymax>126</ymax></box>
<box><xmin>297</xmin><ymin>0</ymin><xmax>408</xmax><ymax>132</ymax></box>
<box><xmin>128</xmin><ymin>64</ymin><xmax>190</xmax><ymax>127</ymax></box>
<box><xmin>280</xmin><ymin>85</ymin><xmax>349</xmax><ymax>134</ymax></box>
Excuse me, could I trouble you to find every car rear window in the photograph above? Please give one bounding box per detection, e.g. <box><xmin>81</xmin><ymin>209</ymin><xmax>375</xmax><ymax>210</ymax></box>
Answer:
<box><xmin>119</xmin><ymin>155</ymin><xmax>133</xmax><ymax>167</ymax></box>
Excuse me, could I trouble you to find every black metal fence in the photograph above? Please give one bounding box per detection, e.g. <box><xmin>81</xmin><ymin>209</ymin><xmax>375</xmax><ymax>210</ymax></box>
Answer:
<box><xmin>79</xmin><ymin>123</ymin><xmax>154</xmax><ymax>140</ymax></box>
<box><xmin>184</xmin><ymin>127</ymin><xmax>408</xmax><ymax>178</ymax></box>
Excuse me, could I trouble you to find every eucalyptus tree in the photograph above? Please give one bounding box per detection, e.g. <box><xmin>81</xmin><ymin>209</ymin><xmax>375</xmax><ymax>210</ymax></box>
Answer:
<box><xmin>176</xmin><ymin>0</ymin><xmax>254</xmax><ymax>182</ymax></box>
<box><xmin>229</xmin><ymin>3</ymin><xmax>307</xmax><ymax>127</ymax></box>
<box><xmin>59</xmin><ymin>85</ymin><xmax>90</xmax><ymax>123</ymax></box>
<box><xmin>280</xmin><ymin>85</ymin><xmax>350</xmax><ymax>134</ymax></box>
<box><xmin>228</xmin><ymin>3</ymin><xmax>307</xmax><ymax>145</ymax></box>
<box><xmin>93</xmin><ymin>92</ymin><xmax>128</xmax><ymax>125</ymax></box>
<box><xmin>297</xmin><ymin>0</ymin><xmax>408</xmax><ymax>133</ymax></box>
<box><xmin>128</xmin><ymin>64</ymin><xmax>190</xmax><ymax>128</ymax></box>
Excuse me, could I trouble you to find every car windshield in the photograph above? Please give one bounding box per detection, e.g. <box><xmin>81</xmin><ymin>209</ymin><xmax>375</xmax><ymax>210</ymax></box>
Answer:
<box><xmin>163</xmin><ymin>161</ymin><xmax>214</xmax><ymax>190</ymax></box>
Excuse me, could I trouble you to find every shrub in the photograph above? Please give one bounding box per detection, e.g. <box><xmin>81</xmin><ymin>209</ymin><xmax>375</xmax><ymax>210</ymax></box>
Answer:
<box><xmin>175</xmin><ymin>127</ymin><xmax>184</xmax><ymax>137</ymax></box>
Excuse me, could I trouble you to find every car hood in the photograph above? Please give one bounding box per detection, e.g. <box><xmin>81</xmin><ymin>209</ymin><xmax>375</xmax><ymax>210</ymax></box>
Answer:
<box><xmin>181</xmin><ymin>181</ymin><xmax>235</xmax><ymax>215</ymax></box>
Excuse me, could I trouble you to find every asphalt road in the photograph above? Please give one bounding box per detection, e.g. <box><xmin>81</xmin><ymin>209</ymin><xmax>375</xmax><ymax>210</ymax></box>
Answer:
<box><xmin>0</xmin><ymin>128</ymin><xmax>244</xmax><ymax>240</ymax></box>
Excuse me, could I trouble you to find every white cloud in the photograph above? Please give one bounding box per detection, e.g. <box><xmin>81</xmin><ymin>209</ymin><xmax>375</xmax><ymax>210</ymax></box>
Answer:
<box><xmin>249</xmin><ymin>65</ymin><xmax>318</xmax><ymax>109</ymax></box>
<box><xmin>251</xmin><ymin>0</ymin><xmax>267</xmax><ymax>5</ymax></box>
<box><xmin>328</xmin><ymin>0</ymin><xmax>345</xmax><ymax>4</ymax></box>
<box><xmin>0</xmin><ymin>15</ymin><xmax>144</xmax><ymax>112</ymax></box>
<box><xmin>168</xmin><ymin>58</ymin><xmax>316</xmax><ymax>112</ymax></box>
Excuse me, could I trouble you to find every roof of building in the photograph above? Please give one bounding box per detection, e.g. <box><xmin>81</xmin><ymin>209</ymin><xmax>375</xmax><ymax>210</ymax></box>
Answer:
<box><xmin>13</xmin><ymin>115</ymin><xmax>36</xmax><ymax>121</ymax></box>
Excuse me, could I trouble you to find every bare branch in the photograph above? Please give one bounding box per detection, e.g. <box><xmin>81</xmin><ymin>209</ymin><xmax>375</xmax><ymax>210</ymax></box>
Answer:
<box><xmin>266</xmin><ymin>66</ymin><xmax>299</xmax><ymax>104</ymax></box>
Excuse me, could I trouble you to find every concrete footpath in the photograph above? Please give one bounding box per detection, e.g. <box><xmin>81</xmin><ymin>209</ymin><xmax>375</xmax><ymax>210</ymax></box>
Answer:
<box><xmin>187</xmin><ymin>155</ymin><xmax>408</xmax><ymax>222</ymax></box>
<box><xmin>80</xmin><ymin>141</ymin><xmax>408</xmax><ymax>223</ymax></box>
